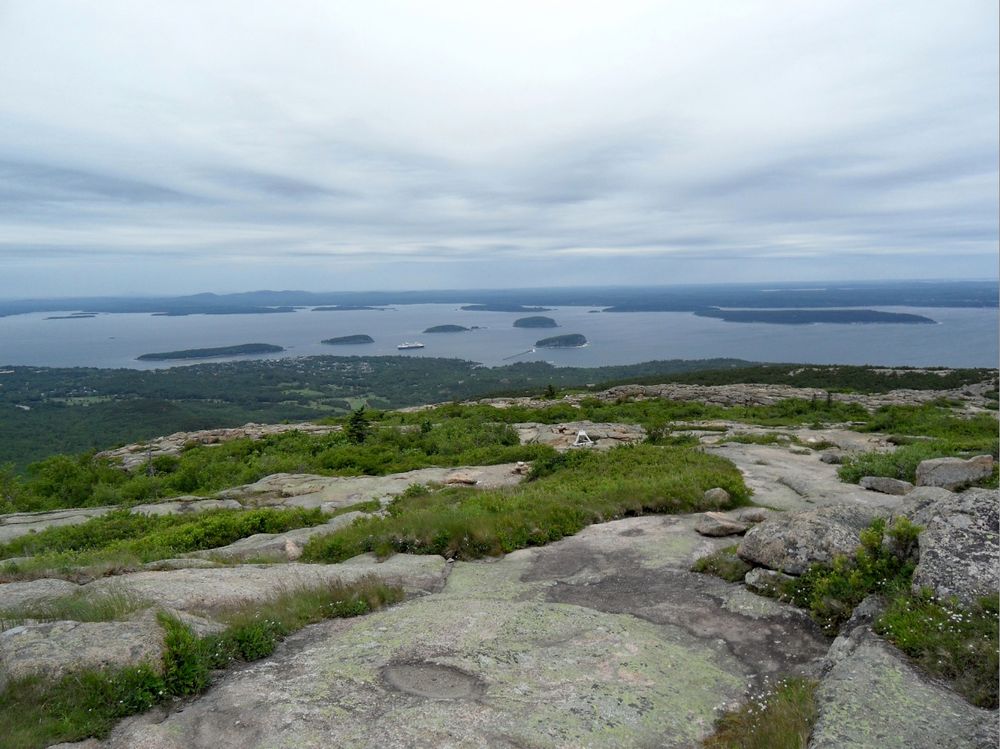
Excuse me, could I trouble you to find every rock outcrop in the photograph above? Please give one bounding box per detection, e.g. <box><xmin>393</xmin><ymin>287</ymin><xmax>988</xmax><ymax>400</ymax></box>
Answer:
<box><xmin>915</xmin><ymin>455</ymin><xmax>995</xmax><ymax>491</ymax></box>
<box><xmin>859</xmin><ymin>476</ymin><xmax>913</xmax><ymax>495</ymax></box>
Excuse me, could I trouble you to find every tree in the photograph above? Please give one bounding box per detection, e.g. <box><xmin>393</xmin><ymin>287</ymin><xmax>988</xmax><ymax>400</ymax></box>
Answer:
<box><xmin>346</xmin><ymin>406</ymin><xmax>370</xmax><ymax>445</ymax></box>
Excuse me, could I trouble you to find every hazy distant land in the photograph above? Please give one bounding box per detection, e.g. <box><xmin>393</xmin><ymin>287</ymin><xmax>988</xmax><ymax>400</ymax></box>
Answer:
<box><xmin>693</xmin><ymin>309</ymin><xmax>938</xmax><ymax>325</ymax></box>
<box><xmin>137</xmin><ymin>343</ymin><xmax>285</xmax><ymax>361</ymax></box>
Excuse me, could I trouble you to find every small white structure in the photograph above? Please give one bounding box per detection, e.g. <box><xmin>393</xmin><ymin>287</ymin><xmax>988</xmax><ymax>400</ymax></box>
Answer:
<box><xmin>572</xmin><ymin>430</ymin><xmax>594</xmax><ymax>448</ymax></box>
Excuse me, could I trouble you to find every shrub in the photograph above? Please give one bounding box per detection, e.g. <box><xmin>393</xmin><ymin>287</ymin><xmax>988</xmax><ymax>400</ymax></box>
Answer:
<box><xmin>702</xmin><ymin>677</ymin><xmax>818</xmax><ymax>749</ymax></box>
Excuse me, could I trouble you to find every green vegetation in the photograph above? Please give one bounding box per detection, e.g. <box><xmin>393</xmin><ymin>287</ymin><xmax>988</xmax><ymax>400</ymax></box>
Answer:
<box><xmin>782</xmin><ymin>517</ymin><xmax>921</xmax><ymax>635</ymax></box>
<box><xmin>876</xmin><ymin>592</ymin><xmax>998</xmax><ymax>708</ymax></box>
<box><xmin>321</xmin><ymin>334</ymin><xmax>374</xmax><ymax>345</ymax></box>
<box><xmin>772</xmin><ymin>517</ymin><xmax>998</xmax><ymax>708</ymax></box>
<box><xmin>513</xmin><ymin>316</ymin><xmax>558</xmax><ymax>328</ymax></box>
<box><xmin>1</xmin><ymin>357</ymin><xmax>992</xmax><ymax>471</ymax></box>
<box><xmin>535</xmin><ymin>333</ymin><xmax>587</xmax><ymax>348</ymax></box>
<box><xmin>1</xmin><ymin>586</ymin><xmax>147</xmax><ymax>628</ymax></box>
<box><xmin>838</xmin><ymin>403</ymin><xmax>999</xmax><ymax>484</ymax></box>
<box><xmin>702</xmin><ymin>677</ymin><xmax>818</xmax><ymax>749</ymax></box>
<box><xmin>0</xmin><ymin>576</ymin><xmax>401</xmax><ymax>749</ymax></box>
<box><xmin>692</xmin><ymin>545</ymin><xmax>752</xmax><ymax>582</ymax></box>
<box><xmin>136</xmin><ymin>343</ymin><xmax>284</xmax><ymax>361</ymax></box>
<box><xmin>0</xmin><ymin>507</ymin><xmax>332</xmax><ymax>580</ymax></box>
<box><xmin>303</xmin><ymin>444</ymin><xmax>750</xmax><ymax>562</ymax></box>
<box><xmin>1</xmin><ymin>419</ymin><xmax>553</xmax><ymax>514</ymax></box>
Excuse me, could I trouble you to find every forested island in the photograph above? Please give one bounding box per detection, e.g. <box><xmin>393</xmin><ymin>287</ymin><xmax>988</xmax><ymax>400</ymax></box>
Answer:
<box><xmin>693</xmin><ymin>309</ymin><xmax>937</xmax><ymax>325</ymax></box>
<box><xmin>137</xmin><ymin>343</ymin><xmax>285</xmax><ymax>361</ymax></box>
<box><xmin>321</xmin><ymin>335</ymin><xmax>374</xmax><ymax>345</ymax></box>
<box><xmin>535</xmin><ymin>333</ymin><xmax>588</xmax><ymax>348</ymax></box>
<box><xmin>513</xmin><ymin>316</ymin><xmax>558</xmax><ymax>328</ymax></box>
<box><xmin>45</xmin><ymin>313</ymin><xmax>97</xmax><ymax>320</ymax></box>
<box><xmin>423</xmin><ymin>325</ymin><xmax>470</xmax><ymax>333</ymax></box>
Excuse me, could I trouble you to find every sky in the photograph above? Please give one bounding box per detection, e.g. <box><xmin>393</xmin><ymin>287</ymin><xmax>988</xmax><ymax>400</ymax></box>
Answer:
<box><xmin>0</xmin><ymin>0</ymin><xmax>997</xmax><ymax>298</ymax></box>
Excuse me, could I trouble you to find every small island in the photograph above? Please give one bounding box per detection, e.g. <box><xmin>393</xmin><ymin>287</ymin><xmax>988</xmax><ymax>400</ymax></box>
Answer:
<box><xmin>423</xmin><ymin>324</ymin><xmax>470</xmax><ymax>333</ymax></box>
<box><xmin>45</xmin><ymin>313</ymin><xmax>97</xmax><ymax>320</ymax></box>
<box><xmin>513</xmin><ymin>316</ymin><xmax>558</xmax><ymax>328</ymax></box>
<box><xmin>535</xmin><ymin>333</ymin><xmax>587</xmax><ymax>348</ymax></box>
<box><xmin>137</xmin><ymin>343</ymin><xmax>285</xmax><ymax>361</ymax></box>
<box><xmin>321</xmin><ymin>334</ymin><xmax>374</xmax><ymax>345</ymax></box>
<box><xmin>461</xmin><ymin>304</ymin><xmax>551</xmax><ymax>312</ymax></box>
<box><xmin>693</xmin><ymin>308</ymin><xmax>937</xmax><ymax>325</ymax></box>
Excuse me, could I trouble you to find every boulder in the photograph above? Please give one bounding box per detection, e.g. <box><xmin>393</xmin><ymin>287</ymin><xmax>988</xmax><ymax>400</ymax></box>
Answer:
<box><xmin>915</xmin><ymin>455</ymin><xmax>994</xmax><ymax>491</ymax></box>
<box><xmin>695</xmin><ymin>512</ymin><xmax>748</xmax><ymax>537</ymax></box>
<box><xmin>859</xmin><ymin>476</ymin><xmax>913</xmax><ymax>495</ymax></box>
<box><xmin>811</xmin><ymin>625</ymin><xmax>998</xmax><ymax>748</ymax></box>
<box><xmin>702</xmin><ymin>487</ymin><xmax>731</xmax><ymax>505</ymax></box>
<box><xmin>736</xmin><ymin>507</ymin><xmax>771</xmax><ymax>524</ymax></box>
<box><xmin>897</xmin><ymin>487</ymin><xmax>999</xmax><ymax>605</ymax></box>
<box><xmin>737</xmin><ymin>505</ymin><xmax>883</xmax><ymax>575</ymax></box>
<box><xmin>819</xmin><ymin>452</ymin><xmax>843</xmax><ymax>464</ymax></box>
<box><xmin>743</xmin><ymin>567</ymin><xmax>792</xmax><ymax>596</ymax></box>
<box><xmin>0</xmin><ymin>619</ymin><xmax>164</xmax><ymax>689</ymax></box>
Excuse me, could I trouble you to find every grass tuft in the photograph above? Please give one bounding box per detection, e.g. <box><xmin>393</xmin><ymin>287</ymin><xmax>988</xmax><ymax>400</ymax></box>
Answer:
<box><xmin>692</xmin><ymin>545</ymin><xmax>752</xmax><ymax>583</ymax></box>
<box><xmin>702</xmin><ymin>677</ymin><xmax>818</xmax><ymax>749</ymax></box>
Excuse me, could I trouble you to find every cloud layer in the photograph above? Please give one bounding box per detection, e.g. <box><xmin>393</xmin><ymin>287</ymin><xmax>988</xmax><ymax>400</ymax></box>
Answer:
<box><xmin>0</xmin><ymin>0</ymin><xmax>997</xmax><ymax>296</ymax></box>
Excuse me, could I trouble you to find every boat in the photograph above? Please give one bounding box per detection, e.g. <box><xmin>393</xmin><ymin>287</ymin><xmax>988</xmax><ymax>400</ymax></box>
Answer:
<box><xmin>396</xmin><ymin>342</ymin><xmax>425</xmax><ymax>350</ymax></box>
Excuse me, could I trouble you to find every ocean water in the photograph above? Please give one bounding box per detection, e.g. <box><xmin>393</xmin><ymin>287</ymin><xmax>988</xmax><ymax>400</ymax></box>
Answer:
<box><xmin>0</xmin><ymin>304</ymin><xmax>996</xmax><ymax>370</ymax></box>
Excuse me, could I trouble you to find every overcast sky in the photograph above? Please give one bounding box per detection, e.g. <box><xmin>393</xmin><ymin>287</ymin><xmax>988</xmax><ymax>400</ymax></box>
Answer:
<box><xmin>0</xmin><ymin>1</ymin><xmax>996</xmax><ymax>298</ymax></box>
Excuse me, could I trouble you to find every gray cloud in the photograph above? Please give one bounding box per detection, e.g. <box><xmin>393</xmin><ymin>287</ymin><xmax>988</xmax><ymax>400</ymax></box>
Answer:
<box><xmin>0</xmin><ymin>0</ymin><xmax>996</xmax><ymax>296</ymax></box>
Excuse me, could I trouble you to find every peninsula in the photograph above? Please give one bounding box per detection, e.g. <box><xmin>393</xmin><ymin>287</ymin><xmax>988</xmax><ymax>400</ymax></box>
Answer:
<box><xmin>694</xmin><ymin>308</ymin><xmax>937</xmax><ymax>325</ymax></box>
<box><xmin>513</xmin><ymin>316</ymin><xmax>558</xmax><ymax>328</ymax></box>
<box><xmin>535</xmin><ymin>333</ymin><xmax>587</xmax><ymax>348</ymax></box>
<box><xmin>321</xmin><ymin>335</ymin><xmax>374</xmax><ymax>345</ymax></box>
<box><xmin>136</xmin><ymin>343</ymin><xmax>285</xmax><ymax>361</ymax></box>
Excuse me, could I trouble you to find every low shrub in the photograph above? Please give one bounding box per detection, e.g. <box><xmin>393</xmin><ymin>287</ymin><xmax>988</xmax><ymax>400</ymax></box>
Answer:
<box><xmin>692</xmin><ymin>545</ymin><xmax>752</xmax><ymax>583</ymax></box>
<box><xmin>702</xmin><ymin>677</ymin><xmax>818</xmax><ymax>749</ymax></box>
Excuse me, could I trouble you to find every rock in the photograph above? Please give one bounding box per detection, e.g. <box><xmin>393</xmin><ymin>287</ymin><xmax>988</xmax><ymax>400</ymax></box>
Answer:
<box><xmin>702</xmin><ymin>487</ymin><xmax>731</xmax><ymax>505</ymax></box>
<box><xmin>737</xmin><ymin>505</ymin><xmax>884</xmax><ymax>575</ymax></box>
<box><xmin>85</xmin><ymin>555</ymin><xmax>450</xmax><ymax>612</ymax></box>
<box><xmin>897</xmin><ymin>487</ymin><xmax>999</xmax><ymax>605</ymax></box>
<box><xmin>513</xmin><ymin>421</ymin><xmax>646</xmax><ymax>451</ymax></box>
<box><xmin>859</xmin><ymin>476</ymin><xmax>914</xmax><ymax>495</ymax></box>
<box><xmin>0</xmin><ymin>619</ymin><xmax>164</xmax><ymax>689</ymax></box>
<box><xmin>812</xmin><ymin>626</ymin><xmax>998</xmax><ymax>748</ymax></box>
<box><xmin>695</xmin><ymin>512</ymin><xmax>749</xmax><ymax>537</ymax></box>
<box><xmin>819</xmin><ymin>452</ymin><xmax>842</xmax><ymax>464</ymax></box>
<box><xmin>188</xmin><ymin>512</ymin><xmax>366</xmax><ymax>562</ymax></box>
<box><xmin>0</xmin><ymin>507</ymin><xmax>113</xmax><ymax>544</ymax></box>
<box><xmin>444</xmin><ymin>472</ymin><xmax>478</xmax><ymax>485</ymax></box>
<box><xmin>743</xmin><ymin>567</ymin><xmax>792</xmax><ymax>595</ymax></box>
<box><xmin>736</xmin><ymin>507</ymin><xmax>771</xmax><ymax>524</ymax></box>
<box><xmin>130</xmin><ymin>498</ymin><xmax>244</xmax><ymax>516</ymax></box>
<box><xmin>0</xmin><ymin>578</ymin><xmax>81</xmax><ymax>611</ymax></box>
<box><xmin>141</xmin><ymin>558</ymin><xmax>222</xmax><ymax>571</ymax></box>
<box><xmin>915</xmin><ymin>455</ymin><xmax>995</xmax><ymax>491</ymax></box>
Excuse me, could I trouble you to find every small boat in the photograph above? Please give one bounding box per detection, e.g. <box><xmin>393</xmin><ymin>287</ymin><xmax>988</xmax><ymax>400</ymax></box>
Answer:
<box><xmin>397</xmin><ymin>341</ymin><xmax>425</xmax><ymax>350</ymax></box>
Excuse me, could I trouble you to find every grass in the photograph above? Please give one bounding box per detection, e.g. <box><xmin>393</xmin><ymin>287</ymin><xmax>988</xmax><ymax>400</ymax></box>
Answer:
<box><xmin>875</xmin><ymin>592</ymin><xmax>999</xmax><ymax>708</ymax></box>
<box><xmin>0</xmin><ymin>586</ymin><xmax>146</xmax><ymax>629</ymax></box>
<box><xmin>304</xmin><ymin>444</ymin><xmax>751</xmax><ymax>562</ymax></box>
<box><xmin>692</xmin><ymin>545</ymin><xmax>752</xmax><ymax>582</ymax></box>
<box><xmin>0</xmin><ymin>506</ymin><xmax>336</xmax><ymax>582</ymax></box>
<box><xmin>702</xmin><ymin>677</ymin><xmax>818</xmax><ymax>749</ymax></box>
<box><xmin>0</xmin><ymin>576</ymin><xmax>402</xmax><ymax>749</ymax></box>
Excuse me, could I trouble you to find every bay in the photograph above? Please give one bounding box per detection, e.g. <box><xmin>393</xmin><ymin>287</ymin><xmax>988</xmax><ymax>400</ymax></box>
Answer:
<box><xmin>0</xmin><ymin>304</ymin><xmax>996</xmax><ymax>370</ymax></box>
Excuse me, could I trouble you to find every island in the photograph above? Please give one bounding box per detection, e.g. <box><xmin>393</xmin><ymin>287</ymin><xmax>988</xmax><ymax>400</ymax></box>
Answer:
<box><xmin>535</xmin><ymin>333</ymin><xmax>587</xmax><ymax>348</ymax></box>
<box><xmin>693</xmin><ymin>308</ymin><xmax>937</xmax><ymax>325</ymax></box>
<box><xmin>321</xmin><ymin>334</ymin><xmax>374</xmax><ymax>345</ymax></box>
<box><xmin>423</xmin><ymin>325</ymin><xmax>470</xmax><ymax>333</ymax></box>
<box><xmin>136</xmin><ymin>343</ymin><xmax>285</xmax><ymax>361</ymax></box>
<box><xmin>312</xmin><ymin>305</ymin><xmax>386</xmax><ymax>311</ymax></box>
<box><xmin>45</xmin><ymin>313</ymin><xmax>97</xmax><ymax>320</ymax></box>
<box><xmin>513</xmin><ymin>316</ymin><xmax>558</xmax><ymax>328</ymax></box>
<box><xmin>460</xmin><ymin>304</ymin><xmax>552</xmax><ymax>312</ymax></box>
<box><xmin>151</xmin><ymin>306</ymin><xmax>297</xmax><ymax>316</ymax></box>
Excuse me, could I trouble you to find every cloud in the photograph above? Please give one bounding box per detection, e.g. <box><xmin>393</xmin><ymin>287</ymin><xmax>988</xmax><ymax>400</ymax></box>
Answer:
<box><xmin>0</xmin><ymin>0</ymin><xmax>996</xmax><ymax>296</ymax></box>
